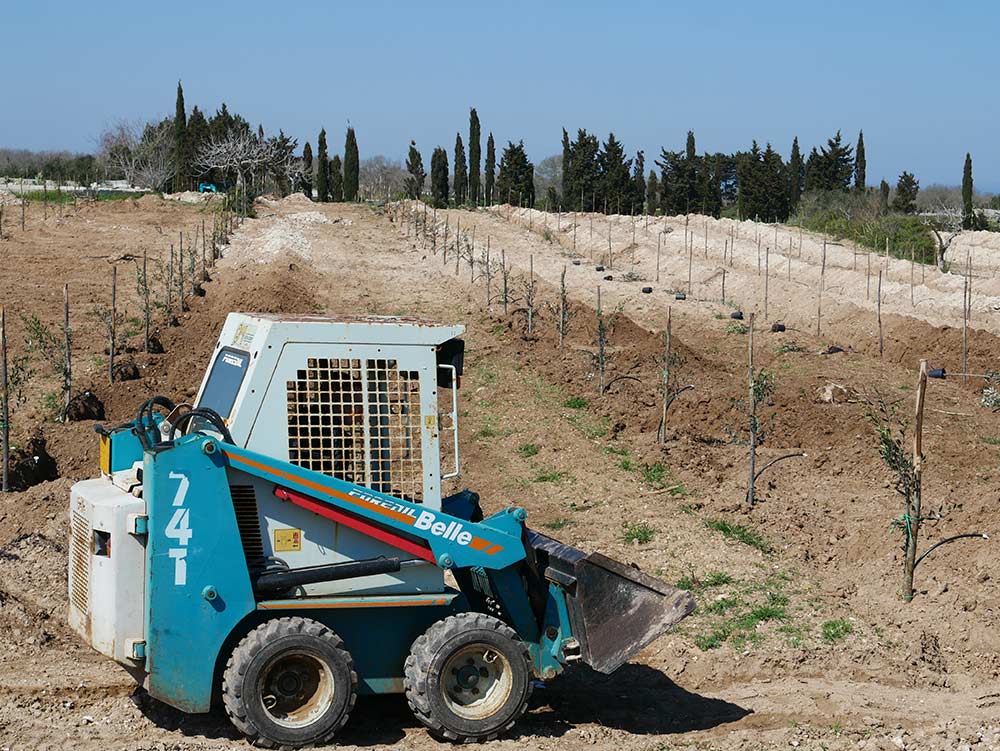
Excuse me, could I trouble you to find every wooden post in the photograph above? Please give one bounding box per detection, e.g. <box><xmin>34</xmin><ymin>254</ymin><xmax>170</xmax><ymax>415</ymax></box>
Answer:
<box><xmin>655</xmin><ymin>231</ymin><xmax>661</xmax><ymax>282</ymax></box>
<box><xmin>866</xmin><ymin>252</ymin><xmax>871</xmax><ymax>301</ymax></box>
<box><xmin>687</xmin><ymin>231</ymin><xmax>694</xmax><ymax>295</ymax></box>
<box><xmin>527</xmin><ymin>255</ymin><xmax>535</xmax><ymax>335</ymax></box>
<box><xmin>904</xmin><ymin>360</ymin><xmax>928</xmax><ymax>600</ymax></box>
<box><xmin>764</xmin><ymin>246</ymin><xmax>770</xmax><ymax>320</ymax></box>
<box><xmin>746</xmin><ymin>313</ymin><xmax>757</xmax><ymax>508</ymax></box>
<box><xmin>962</xmin><ymin>273</ymin><xmax>969</xmax><ymax>385</ymax></box>
<box><xmin>756</xmin><ymin>235</ymin><xmax>761</xmax><ymax>275</ymax></box>
<box><xmin>877</xmin><ymin>270</ymin><xmax>884</xmax><ymax>358</ymax></box>
<box><xmin>721</xmin><ymin>268</ymin><xmax>727</xmax><ymax>304</ymax></box>
<box><xmin>1</xmin><ymin>306</ymin><xmax>8</xmax><ymax>492</ymax></box>
<box><xmin>485</xmin><ymin>238</ymin><xmax>491</xmax><ymax>309</ymax></box>
<box><xmin>143</xmin><ymin>248</ymin><xmax>150</xmax><ymax>352</ymax></box>
<box><xmin>659</xmin><ymin>307</ymin><xmax>672</xmax><ymax>445</ymax></box>
<box><xmin>607</xmin><ymin>220</ymin><xmax>612</xmax><ymax>268</ymax></box>
<box><xmin>62</xmin><ymin>284</ymin><xmax>71</xmax><ymax>417</ymax></box>
<box><xmin>501</xmin><ymin>248</ymin><xmax>509</xmax><ymax>316</ymax></box>
<box><xmin>884</xmin><ymin>236</ymin><xmax>890</xmax><ymax>281</ymax></box>
<box><xmin>109</xmin><ymin>266</ymin><xmax>117</xmax><ymax>384</ymax></box>
<box><xmin>816</xmin><ymin>239</ymin><xmax>827</xmax><ymax>336</ymax></box>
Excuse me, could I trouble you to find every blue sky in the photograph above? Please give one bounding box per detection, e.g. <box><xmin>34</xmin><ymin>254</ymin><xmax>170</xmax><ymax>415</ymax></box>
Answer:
<box><xmin>4</xmin><ymin>0</ymin><xmax>997</xmax><ymax>189</ymax></box>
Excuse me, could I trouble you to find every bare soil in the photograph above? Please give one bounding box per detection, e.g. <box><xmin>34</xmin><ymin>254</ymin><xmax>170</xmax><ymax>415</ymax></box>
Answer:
<box><xmin>2</xmin><ymin>196</ymin><xmax>1000</xmax><ymax>750</ymax></box>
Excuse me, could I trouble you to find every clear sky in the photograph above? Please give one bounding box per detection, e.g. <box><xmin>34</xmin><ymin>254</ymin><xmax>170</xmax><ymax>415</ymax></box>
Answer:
<box><xmin>4</xmin><ymin>0</ymin><xmax>997</xmax><ymax>190</ymax></box>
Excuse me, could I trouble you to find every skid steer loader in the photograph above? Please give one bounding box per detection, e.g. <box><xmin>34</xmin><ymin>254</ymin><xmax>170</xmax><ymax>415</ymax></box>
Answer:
<box><xmin>68</xmin><ymin>313</ymin><xmax>694</xmax><ymax>747</ymax></box>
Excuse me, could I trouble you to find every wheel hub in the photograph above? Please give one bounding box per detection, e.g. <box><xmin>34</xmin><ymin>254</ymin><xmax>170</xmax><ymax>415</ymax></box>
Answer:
<box><xmin>259</xmin><ymin>652</ymin><xmax>335</xmax><ymax>729</ymax></box>
<box><xmin>442</xmin><ymin>646</ymin><xmax>513</xmax><ymax>719</ymax></box>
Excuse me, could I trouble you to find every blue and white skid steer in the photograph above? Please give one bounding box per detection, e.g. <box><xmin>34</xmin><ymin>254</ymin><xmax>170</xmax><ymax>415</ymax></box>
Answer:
<box><xmin>68</xmin><ymin>313</ymin><xmax>695</xmax><ymax>747</ymax></box>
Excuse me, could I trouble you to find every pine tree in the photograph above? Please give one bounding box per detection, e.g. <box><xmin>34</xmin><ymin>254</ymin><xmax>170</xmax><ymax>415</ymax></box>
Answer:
<box><xmin>892</xmin><ymin>171</ymin><xmax>919</xmax><ymax>214</ymax></box>
<box><xmin>404</xmin><ymin>141</ymin><xmax>425</xmax><ymax>199</ymax></box>
<box><xmin>343</xmin><ymin>126</ymin><xmax>359</xmax><ymax>201</ymax></box>
<box><xmin>815</xmin><ymin>131</ymin><xmax>854</xmax><ymax>191</ymax></box>
<box><xmin>496</xmin><ymin>141</ymin><xmax>534</xmax><ymax>207</ymax></box>
<box><xmin>173</xmin><ymin>81</ymin><xmax>189</xmax><ymax>191</ymax></box>
<box><xmin>485</xmin><ymin>133</ymin><xmax>496</xmax><ymax>204</ymax></box>
<box><xmin>431</xmin><ymin>147</ymin><xmax>449</xmax><ymax>208</ymax></box>
<box><xmin>879</xmin><ymin>179</ymin><xmax>890</xmax><ymax>214</ymax></box>
<box><xmin>736</xmin><ymin>141</ymin><xmax>764</xmax><ymax>220</ymax></box>
<box><xmin>329</xmin><ymin>155</ymin><xmax>343</xmax><ymax>202</ymax></box>
<box><xmin>788</xmin><ymin>136</ymin><xmax>804</xmax><ymax>212</ymax></box>
<box><xmin>646</xmin><ymin>171</ymin><xmax>659</xmax><ymax>213</ymax></box>
<box><xmin>654</xmin><ymin>148</ymin><xmax>683</xmax><ymax>215</ymax></box>
<box><xmin>301</xmin><ymin>142</ymin><xmax>313</xmax><ymax>198</ymax></box>
<box><xmin>315</xmin><ymin>129</ymin><xmax>330</xmax><ymax>202</ymax></box>
<box><xmin>468</xmin><ymin>109</ymin><xmax>481</xmax><ymax>205</ymax></box>
<box><xmin>854</xmin><ymin>130</ymin><xmax>866</xmax><ymax>191</ymax></box>
<box><xmin>962</xmin><ymin>153</ymin><xmax>974</xmax><ymax>229</ymax></box>
<box><xmin>453</xmin><ymin>134</ymin><xmax>467</xmax><ymax>204</ymax></box>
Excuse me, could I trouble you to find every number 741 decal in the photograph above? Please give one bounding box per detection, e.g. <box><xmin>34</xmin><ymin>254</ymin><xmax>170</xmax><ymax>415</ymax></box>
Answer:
<box><xmin>166</xmin><ymin>471</ymin><xmax>191</xmax><ymax>586</ymax></box>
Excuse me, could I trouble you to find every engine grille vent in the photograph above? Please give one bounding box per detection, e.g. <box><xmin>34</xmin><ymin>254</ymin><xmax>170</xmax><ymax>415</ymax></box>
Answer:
<box><xmin>69</xmin><ymin>510</ymin><xmax>90</xmax><ymax>614</ymax></box>
<box><xmin>287</xmin><ymin>357</ymin><xmax>424</xmax><ymax>502</ymax></box>
<box><xmin>230</xmin><ymin>485</ymin><xmax>264</xmax><ymax>564</ymax></box>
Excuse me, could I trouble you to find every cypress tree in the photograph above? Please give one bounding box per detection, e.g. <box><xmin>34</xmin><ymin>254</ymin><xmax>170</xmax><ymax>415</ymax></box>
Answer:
<box><xmin>788</xmin><ymin>136</ymin><xmax>804</xmax><ymax>211</ymax></box>
<box><xmin>962</xmin><ymin>153</ymin><xmax>974</xmax><ymax>229</ymax></box>
<box><xmin>561</xmin><ymin>128</ymin><xmax>572</xmax><ymax>207</ymax></box>
<box><xmin>761</xmin><ymin>143</ymin><xmax>788</xmax><ymax>222</ymax></box>
<box><xmin>343</xmin><ymin>126</ymin><xmax>359</xmax><ymax>201</ymax></box>
<box><xmin>879</xmin><ymin>179</ymin><xmax>890</xmax><ymax>214</ymax></box>
<box><xmin>186</xmin><ymin>106</ymin><xmax>209</xmax><ymax>185</ymax></box>
<box><xmin>316</xmin><ymin>129</ymin><xmax>330</xmax><ymax>202</ymax></box>
<box><xmin>468</xmin><ymin>109</ymin><xmax>481</xmax><ymax>205</ymax></box>
<box><xmin>567</xmin><ymin>129</ymin><xmax>601</xmax><ymax>211</ymax></box>
<box><xmin>453</xmin><ymin>134</ymin><xmax>468</xmax><ymax>204</ymax></box>
<box><xmin>854</xmin><ymin>130</ymin><xmax>866</xmax><ymax>191</ymax></box>
<box><xmin>683</xmin><ymin>130</ymin><xmax>700</xmax><ymax>212</ymax></box>
<box><xmin>431</xmin><ymin>147</ymin><xmax>449</xmax><ymax>208</ymax></box>
<box><xmin>646</xmin><ymin>171</ymin><xmax>659</xmax><ymax>213</ymax></box>
<box><xmin>892</xmin><ymin>171</ymin><xmax>919</xmax><ymax>214</ymax></box>
<box><xmin>597</xmin><ymin>133</ymin><xmax>631</xmax><ymax>214</ymax></box>
<box><xmin>173</xmin><ymin>81</ymin><xmax>188</xmax><ymax>192</ymax></box>
<box><xmin>330</xmin><ymin>155</ymin><xmax>343</xmax><ymax>202</ymax></box>
<box><xmin>405</xmin><ymin>141</ymin><xmax>425</xmax><ymax>199</ymax></box>
<box><xmin>485</xmin><ymin>133</ymin><xmax>496</xmax><ymax>204</ymax></box>
<box><xmin>630</xmin><ymin>151</ymin><xmax>645</xmax><ymax>214</ymax></box>
<box><xmin>301</xmin><ymin>142</ymin><xmax>313</xmax><ymax>198</ymax></box>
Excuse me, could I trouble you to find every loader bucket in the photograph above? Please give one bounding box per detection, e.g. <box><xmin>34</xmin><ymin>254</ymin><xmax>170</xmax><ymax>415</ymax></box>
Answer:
<box><xmin>526</xmin><ymin>530</ymin><xmax>696</xmax><ymax>674</ymax></box>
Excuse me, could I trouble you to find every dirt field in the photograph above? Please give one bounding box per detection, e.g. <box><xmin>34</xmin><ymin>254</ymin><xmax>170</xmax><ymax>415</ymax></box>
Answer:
<box><xmin>2</xmin><ymin>195</ymin><xmax>1000</xmax><ymax>750</ymax></box>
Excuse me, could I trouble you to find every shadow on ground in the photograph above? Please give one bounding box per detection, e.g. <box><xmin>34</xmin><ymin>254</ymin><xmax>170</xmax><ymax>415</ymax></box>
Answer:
<box><xmin>137</xmin><ymin>663</ymin><xmax>747</xmax><ymax>746</ymax></box>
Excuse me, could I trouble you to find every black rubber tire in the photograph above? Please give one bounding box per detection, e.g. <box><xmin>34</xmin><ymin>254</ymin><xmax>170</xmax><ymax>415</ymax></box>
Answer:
<box><xmin>222</xmin><ymin>617</ymin><xmax>357</xmax><ymax>749</ymax></box>
<box><xmin>404</xmin><ymin>612</ymin><xmax>532</xmax><ymax>743</ymax></box>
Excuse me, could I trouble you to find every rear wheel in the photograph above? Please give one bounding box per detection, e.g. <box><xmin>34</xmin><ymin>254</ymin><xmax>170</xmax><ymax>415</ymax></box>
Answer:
<box><xmin>404</xmin><ymin>612</ymin><xmax>532</xmax><ymax>742</ymax></box>
<box><xmin>222</xmin><ymin>617</ymin><xmax>356</xmax><ymax>749</ymax></box>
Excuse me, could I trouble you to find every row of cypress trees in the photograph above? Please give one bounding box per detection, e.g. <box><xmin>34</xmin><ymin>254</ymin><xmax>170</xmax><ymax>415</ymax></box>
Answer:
<box><xmin>301</xmin><ymin>125</ymin><xmax>360</xmax><ymax>202</ymax></box>
<box><xmin>413</xmin><ymin>108</ymin><xmax>513</xmax><ymax>208</ymax></box>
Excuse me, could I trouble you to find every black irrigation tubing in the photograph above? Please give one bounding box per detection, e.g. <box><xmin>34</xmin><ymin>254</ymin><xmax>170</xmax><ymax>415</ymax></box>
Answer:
<box><xmin>753</xmin><ymin>452</ymin><xmax>808</xmax><ymax>484</ymax></box>
<box><xmin>914</xmin><ymin>533</ymin><xmax>989</xmax><ymax>570</ymax></box>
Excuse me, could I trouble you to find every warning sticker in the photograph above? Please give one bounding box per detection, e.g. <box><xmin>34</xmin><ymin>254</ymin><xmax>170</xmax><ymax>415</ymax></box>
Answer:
<box><xmin>274</xmin><ymin>528</ymin><xmax>302</xmax><ymax>552</ymax></box>
<box><xmin>232</xmin><ymin>322</ymin><xmax>257</xmax><ymax>350</ymax></box>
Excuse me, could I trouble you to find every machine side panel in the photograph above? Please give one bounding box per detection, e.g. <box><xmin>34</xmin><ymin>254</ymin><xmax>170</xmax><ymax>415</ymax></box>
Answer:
<box><xmin>144</xmin><ymin>440</ymin><xmax>257</xmax><ymax>713</ymax></box>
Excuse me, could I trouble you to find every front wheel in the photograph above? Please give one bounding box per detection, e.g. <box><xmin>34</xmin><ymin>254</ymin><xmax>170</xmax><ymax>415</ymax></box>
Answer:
<box><xmin>404</xmin><ymin>612</ymin><xmax>533</xmax><ymax>742</ymax></box>
<box><xmin>222</xmin><ymin>617</ymin><xmax>357</xmax><ymax>749</ymax></box>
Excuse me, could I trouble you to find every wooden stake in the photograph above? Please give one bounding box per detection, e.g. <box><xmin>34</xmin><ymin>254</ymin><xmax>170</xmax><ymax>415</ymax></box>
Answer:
<box><xmin>1</xmin><ymin>306</ymin><xmax>8</xmax><ymax>492</ymax></box>
<box><xmin>746</xmin><ymin>313</ymin><xmax>757</xmax><ymax>508</ymax></box>
<box><xmin>910</xmin><ymin>246</ymin><xmax>915</xmax><ymax>307</ymax></box>
<box><xmin>722</xmin><ymin>268</ymin><xmax>727</xmax><ymax>304</ymax></box>
<box><xmin>687</xmin><ymin>231</ymin><xmax>694</xmax><ymax>295</ymax></box>
<box><xmin>962</xmin><ymin>273</ymin><xmax>969</xmax><ymax>385</ymax></box>
<box><xmin>659</xmin><ymin>307</ymin><xmax>672</xmax><ymax>445</ymax></box>
<box><xmin>877</xmin><ymin>270</ymin><xmax>884</xmax><ymax>358</ymax></box>
<box><xmin>109</xmin><ymin>266</ymin><xmax>117</xmax><ymax>384</ymax></box>
<box><xmin>764</xmin><ymin>246</ymin><xmax>770</xmax><ymax>320</ymax></box>
<box><xmin>62</xmin><ymin>284</ymin><xmax>71</xmax><ymax>416</ymax></box>
<box><xmin>904</xmin><ymin>360</ymin><xmax>928</xmax><ymax>601</ymax></box>
<box><xmin>816</xmin><ymin>239</ymin><xmax>827</xmax><ymax>336</ymax></box>
<box><xmin>655</xmin><ymin>232</ymin><xmax>661</xmax><ymax>282</ymax></box>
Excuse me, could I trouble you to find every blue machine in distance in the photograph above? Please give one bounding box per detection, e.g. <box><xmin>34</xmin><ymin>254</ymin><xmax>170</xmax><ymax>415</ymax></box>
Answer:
<box><xmin>69</xmin><ymin>313</ymin><xmax>694</xmax><ymax>748</ymax></box>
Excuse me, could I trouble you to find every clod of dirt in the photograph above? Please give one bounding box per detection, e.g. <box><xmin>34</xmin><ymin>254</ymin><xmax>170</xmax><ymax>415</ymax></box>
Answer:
<box><xmin>112</xmin><ymin>360</ymin><xmax>140</xmax><ymax>382</ymax></box>
<box><xmin>65</xmin><ymin>391</ymin><xmax>105</xmax><ymax>421</ymax></box>
<box><xmin>818</xmin><ymin>383</ymin><xmax>858</xmax><ymax>404</ymax></box>
<box><xmin>147</xmin><ymin>335</ymin><xmax>165</xmax><ymax>354</ymax></box>
<box><xmin>8</xmin><ymin>437</ymin><xmax>59</xmax><ymax>491</ymax></box>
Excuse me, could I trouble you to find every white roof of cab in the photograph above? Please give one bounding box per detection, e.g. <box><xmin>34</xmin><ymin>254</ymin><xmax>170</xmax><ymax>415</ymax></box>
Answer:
<box><xmin>225</xmin><ymin>312</ymin><xmax>465</xmax><ymax>347</ymax></box>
